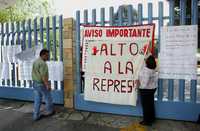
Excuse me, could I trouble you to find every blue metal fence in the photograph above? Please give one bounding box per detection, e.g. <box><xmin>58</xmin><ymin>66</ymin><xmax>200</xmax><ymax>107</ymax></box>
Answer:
<box><xmin>0</xmin><ymin>15</ymin><xmax>64</xmax><ymax>104</ymax></box>
<box><xmin>75</xmin><ymin>1</ymin><xmax>200</xmax><ymax>121</ymax></box>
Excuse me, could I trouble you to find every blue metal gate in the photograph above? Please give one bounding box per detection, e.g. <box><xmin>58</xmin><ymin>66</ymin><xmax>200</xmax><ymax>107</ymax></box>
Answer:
<box><xmin>0</xmin><ymin>15</ymin><xmax>64</xmax><ymax>104</ymax></box>
<box><xmin>75</xmin><ymin>0</ymin><xmax>200</xmax><ymax>121</ymax></box>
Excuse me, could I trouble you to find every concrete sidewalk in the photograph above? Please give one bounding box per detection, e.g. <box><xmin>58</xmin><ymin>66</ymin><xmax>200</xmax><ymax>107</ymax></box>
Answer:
<box><xmin>0</xmin><ymin>99</ymin><xmax>199</xmax><ymax>131</ymax></box>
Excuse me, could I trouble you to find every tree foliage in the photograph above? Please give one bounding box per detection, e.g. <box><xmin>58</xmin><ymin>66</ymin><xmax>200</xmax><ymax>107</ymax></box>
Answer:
<box><xmin>0</xmin><ymin>0</ymin><xmax>54</xmax><ymax>23</ymax></box>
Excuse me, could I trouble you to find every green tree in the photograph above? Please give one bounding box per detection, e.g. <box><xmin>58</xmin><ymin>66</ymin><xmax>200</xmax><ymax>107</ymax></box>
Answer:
<box><xmin>0</xmin><ymin>0</ymin><xmax>54</xmax><ymax>23</ymax></box>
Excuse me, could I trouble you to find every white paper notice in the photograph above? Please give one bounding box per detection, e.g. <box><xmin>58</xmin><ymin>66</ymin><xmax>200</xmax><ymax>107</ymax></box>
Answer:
<box><xmin>47</xmin><ymin>61</ymin><xmax>64</xmax><ymax>81</ymax></box>
<box><xmin>159</xmin><ymin>25</ymin><xmax>197</xmax><ymax>80</ymax></box>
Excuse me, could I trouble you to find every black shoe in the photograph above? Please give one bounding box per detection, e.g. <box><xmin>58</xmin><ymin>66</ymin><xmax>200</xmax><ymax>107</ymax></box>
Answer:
<box><xmin>42</xmin><ymin>110</ymin><xmax>56</xmax><ymax>117</ymax></box>
<box><xmin>139</xmin><ymin>121</ymin><xmax>152</xmax><ymax>126</ymax></box>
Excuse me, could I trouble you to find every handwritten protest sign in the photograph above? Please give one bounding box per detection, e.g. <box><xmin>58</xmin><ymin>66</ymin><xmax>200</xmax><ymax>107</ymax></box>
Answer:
<box><xmin>82</xmin><ymin>25</ymin><xmax>155</xmax><ymax>106</ymax></box>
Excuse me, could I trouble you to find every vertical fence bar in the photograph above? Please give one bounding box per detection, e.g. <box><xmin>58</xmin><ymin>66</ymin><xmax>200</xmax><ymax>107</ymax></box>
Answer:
<box><xmin>40</xmin><ymin>17</ymin><xmax>44</xmax><ymax>47</ymax></box>
<box><xmin>148</xmin><ymin>3</ymin><xmax>153</xmax><ymax>24</ymax></box>
<box><xmin>100</xmin><ymin>8</ymin><xmax>105</xmax><ymax>26</ymax></box>
<box><xmin>22</xmin><ymin>20</ymin><xmax>26</xmax><ymax>87</ymax></box>
<box><xmin>28</xmin><ymin>19</ymin><xmax>32</xmax><ymax>87</ymax></box>
<box><xmin>180</xmin><ymin>0</ymin><xmax>186</xmax><ymax>25</ymax></box>
<box><xmin>138</xmin><ymin>4</ymin><xmax>143</xmax><ymax>24</ymax></box>
<box><xmin>52</xmin><ymin>16</ymin><xmax>57</xmax><ymax>90</ymax></box>
<box><xmin>191</xmin><ymin>0</ymin><xmax>198</xmax><ymax>103</ymax></box>
<box><xmin>59</xmin><ymin>15</ymin><xmax>63</xmax><ymax>90</ymax></box>
<box><xmin>157</xmin><ymin>2</ymin><xmax>164</xmax><ymax>101</ymax></box>
<box><xmin>127</xmin><ymin>5</ymin><xmax>133</xmax><ymax>25</ymax></box>
<box><xmin>11</xmin><ymin>23</ymin><xmax>15</xmax><ymax>46</ymax></box>
<box><xmin>92</xmin><ymin>9</ymin><xmax>96</xmax><ymax>25</ymax></box>
<box><xmin>5</xmin><ymin>23</ymin><xmax>10</xmax><ymax>86</ymax></box>
<box><xmin>118</xmin><ymin>6</ymin><xmax>123</xmax><ymax>26</ymax></box>
<box><xmin>16</xmin><ymin>22</ymin><xmax>21</xmax><ymax>87</ymax></box>
<box><xmin>1</xmin><ymin>23</ymin><xmax>4</xmax><ymax>86</ymax></box>
<box><xmin>6</xmin><ymin>23</ymin><xmax>9</xmax><ymax>46</ymax></box>
<box><xmin>34</xmin><ymin>18</ymin><xmax>38</xmax><ymax>46</ymax></box>
<box><xmin>14</xmin><ymin>23</ymin><xmax>18</xmax><ymax>87</ymax></box>
<box><xmin>179</xmin><ymin>0</ymin><xmax>186</xmax><ymax>102</ymax></box>
<box><xmin>109</xmin><ymin>7</ymin><xmax>114</xmax><ymax>26</ymax></box>
<box><xmin>28</xmin><ymin>19</ymin><xmax>32</xmax><ymax>48</ymax></box>
<box><xmin>84</xmin><ymin>10</ymin><xmax>88</xmax><ymax>25</ymax></box>
<box><xmin>168</xmin><ymin>0</ymin><xmax>175</xmax><ymax>101</ymax></box>
<box><xmin>22</xmin><ymin>20</ymin><xmax>26</xmax><ymax>50</ymax></box>
<box><xmin>46</xmin><ymin>17</ymin><xmax>50</xmax><ymax>51</ymax></box>
<box><xmin>148</xmin><ymin>3</ymin><xmax>155</xmax><ymax>56</ymax></box>
<box><xmin>59</xmin><ymin>15</ymin><xmax>63</xmax><ymax>61</ymax></box>
<box><xmin>76</xmin><ymin>11</ymin><xmax>81</xmax><ymax>96</ymax></box>
<box><xmin>82</xmin><ymin>10</ymin><xmax>88</xmax><ymax>92</ymax></box>
<box><xmin>11</xmin><ymin>22</ymin><xmax>15</xmax><ymax>86</ymax></box>
<box><xmin>191</xmin><ymin>0</ymin><xmax>198</xmax><ymax>24</ymax></box>
<box><xmin>52</xmin><ymin>16</ymin><xmax>57</xmax><ymax>61</ymax></box>
<box><xmin>169</xmin><ymin>0</ymin><xmax>175</xmax><ymax>25</ymax></box>
<box><xmin>1</xmin><ymin>23</ymin><xmax>4</xmax><ymax>53</ymax></box>
<box><xmin>33</xmin><ymin>18</ymin><xmax>38</xmax><ymax>88</ymax></box>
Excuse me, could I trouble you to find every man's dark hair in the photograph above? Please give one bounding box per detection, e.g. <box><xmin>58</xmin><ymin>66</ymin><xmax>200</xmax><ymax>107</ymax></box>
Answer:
<box><xmin>146</xmin><ymin>55</ymin><xmax>156</xmax><ymax>69</ymax></box>
<box><xmin>40</xmin><ymin>49</ymin><xmax>49</xmax><ymax>56</ymax></box>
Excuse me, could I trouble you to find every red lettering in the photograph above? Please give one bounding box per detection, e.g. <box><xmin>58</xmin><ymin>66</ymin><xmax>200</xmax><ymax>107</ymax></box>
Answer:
<box><xmin>146</xmin><ymin>29</ymin><xmax>150</xmax><ymax>37</ymax></box>
<box><xmin>114</xmin><ymin>29</ymin><xmax>119</xmax><ymax>37</ymax></box>
<box><xmin>137</xmin><ymin>29</ymin><xmax>142</xmax><ymax>37</ymax></box>
<box><xmin>123</xmin><ymin>29</ymin><xmax>128</xmax><ymax>37</ymax></box>
<box><xmin>84</xmin><ymin>29</ymin><xmax>102</xmax><ymax>37</ymax></box>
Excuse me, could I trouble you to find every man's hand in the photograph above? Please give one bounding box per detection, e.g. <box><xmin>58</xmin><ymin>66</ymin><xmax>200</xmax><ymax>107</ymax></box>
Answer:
<box><xmin>42</xmin><ymin>76</ymin><xmax>51</xmax><ymax>91</ymax></box>
<box><xmin>135</xmin><ymin>80</ymin><xmax>140</xmax><ymax>88</ymax></box>
<box><xmin>46</xmin><ymin>83</ymin><xmax>51</xmax><ymax>91</ymax></box>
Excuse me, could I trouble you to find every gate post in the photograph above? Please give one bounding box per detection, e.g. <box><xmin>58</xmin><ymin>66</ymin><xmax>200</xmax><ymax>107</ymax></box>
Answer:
<box><xmin>63</xmin><ymin>18</ymin><xmax>75</xmax><ymax>108</ymax></box>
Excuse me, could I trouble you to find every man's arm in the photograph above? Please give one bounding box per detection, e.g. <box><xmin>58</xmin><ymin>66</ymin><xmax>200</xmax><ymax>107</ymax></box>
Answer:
<box><xmin>42</xmin><ymin>76</ymin><xmax>51</xmax><ymax>91</ymax></box>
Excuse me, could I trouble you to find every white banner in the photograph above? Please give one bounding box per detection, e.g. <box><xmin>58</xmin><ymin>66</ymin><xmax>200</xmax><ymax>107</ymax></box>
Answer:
<box><xmin>82</xmin><ymin>25</ymin><xmax>155</xmax><ymax>106</ymax></box>
<box><xmin>159</xmin><ymin>25</ymin><xmax>197</xmax><ymax>80</ymax></box>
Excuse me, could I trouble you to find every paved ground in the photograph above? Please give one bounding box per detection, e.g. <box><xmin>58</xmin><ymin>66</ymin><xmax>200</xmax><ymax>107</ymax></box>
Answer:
<box><xmin>0</xmin><ymin>99</ymin><xmax>199</xmax><ymax>131</ymax></box>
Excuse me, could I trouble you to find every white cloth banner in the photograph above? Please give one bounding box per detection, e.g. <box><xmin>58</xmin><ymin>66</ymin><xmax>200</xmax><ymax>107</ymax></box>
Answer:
<box><xmin>1</xmin><ymin>63</ymin><xmax>10</xmax><ymax>79</ymax></box>
<box><xmin>15</xmin><ymin>44</ymin><xmax>43</xmax><ymax>61</ymax></box>
<box><xmin>82</xmin><ymin>25</ymin><xmax>155</xmax><ymax>106</ymax></box>
<box><xmin>2</xmin><ymin>46</ymin><xmax>8</xmax><ymax>63</ymax></box>
<box><xmin>18</xmin><ymin>61</ymin><xmax>33</xmax><ymax>80</ymax></box>
<box><xmin>47</xmin><ymin>61</ymin><xmax>64</xmax><ymax>81</ymax></box>
<box><xmin>7</xmin><ymin>45</ymin><xmax>22</xmax><ymax>63</ymax></box>
<box><xmin>159</xmin><ymin>25</ymin><xmax>197</xmax><ymax>80</ymax></box>
<box><xmin>1</xmin><ymin>45</ymin><xmax>22</xmax><ymax>63</ymax></box>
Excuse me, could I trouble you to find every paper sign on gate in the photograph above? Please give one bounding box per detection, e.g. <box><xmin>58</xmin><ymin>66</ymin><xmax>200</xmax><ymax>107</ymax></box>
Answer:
<box><xmin>159</xmin><ymin>25</ymin><xmax>197</xmax><ymax>80</ymax></box>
